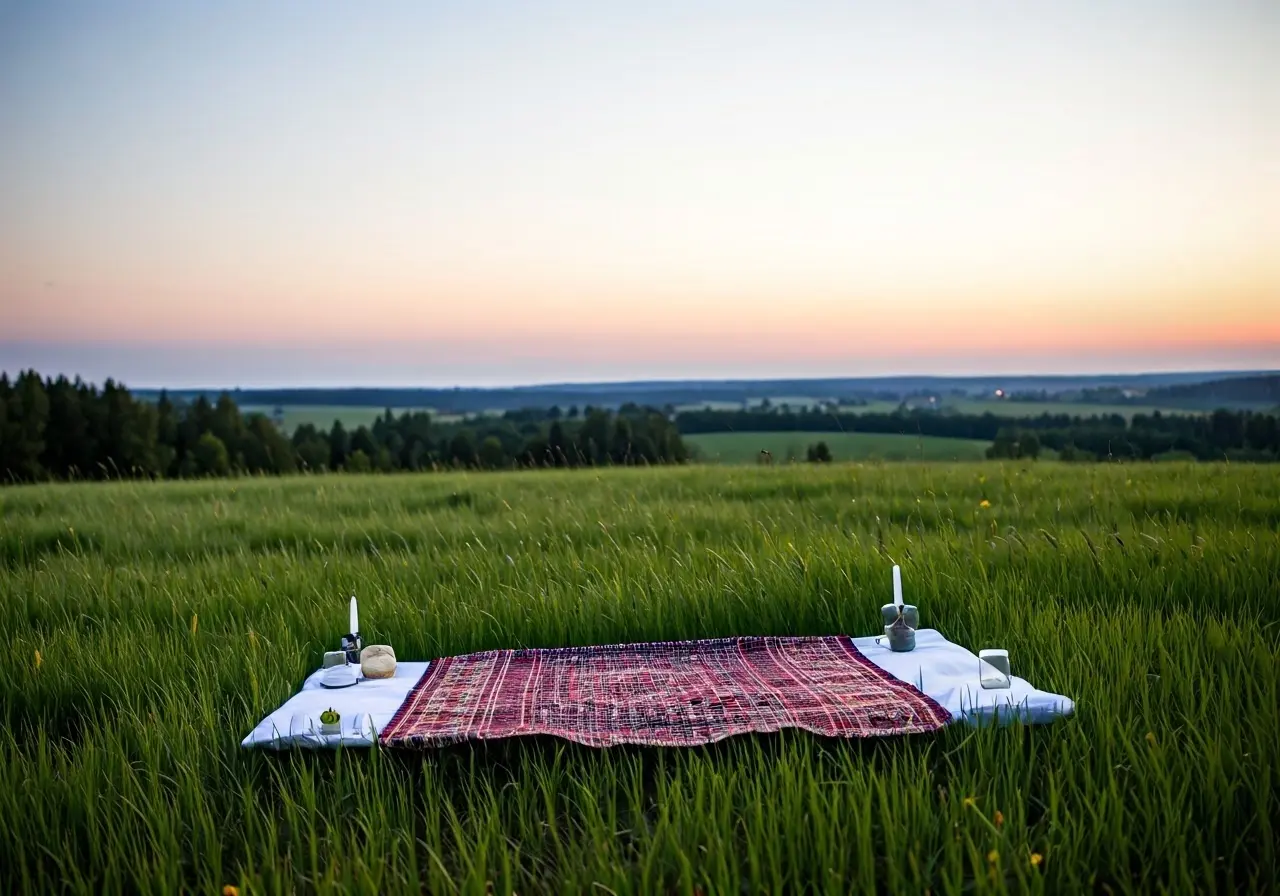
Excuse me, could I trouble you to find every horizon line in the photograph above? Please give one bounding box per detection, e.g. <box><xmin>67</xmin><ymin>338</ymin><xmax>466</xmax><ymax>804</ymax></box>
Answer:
<box><xmin>84</xmin><ymin>366</ymin><xmax>1280</xmax><ymax>394</ymax></box>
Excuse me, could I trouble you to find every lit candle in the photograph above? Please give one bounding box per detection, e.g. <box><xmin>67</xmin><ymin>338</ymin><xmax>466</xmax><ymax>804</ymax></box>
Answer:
<box><xmin>881</xmin><ymin>565</ymin><xmax>918</xmax><ymax>651</ymax></box>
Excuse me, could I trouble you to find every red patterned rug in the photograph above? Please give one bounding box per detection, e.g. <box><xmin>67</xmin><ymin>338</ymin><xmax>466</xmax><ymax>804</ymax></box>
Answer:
<box><xmin>380</xmin><ymin>636</ymin><xmax>951</xmax><ymax>748</ymax></box>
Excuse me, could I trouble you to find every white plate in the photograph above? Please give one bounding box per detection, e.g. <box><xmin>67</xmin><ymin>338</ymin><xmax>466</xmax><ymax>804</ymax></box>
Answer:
<box><xmin>320</xmin><ymin>666</ymin><xmax>358</xmax><ymax>688</ymax></box>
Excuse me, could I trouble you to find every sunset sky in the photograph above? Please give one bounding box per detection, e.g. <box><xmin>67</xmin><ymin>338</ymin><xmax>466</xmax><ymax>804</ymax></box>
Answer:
<box><xmin>1</xmin><ymin>0</ymin><xmax>1277</xmax><ymax>387</ymax></box>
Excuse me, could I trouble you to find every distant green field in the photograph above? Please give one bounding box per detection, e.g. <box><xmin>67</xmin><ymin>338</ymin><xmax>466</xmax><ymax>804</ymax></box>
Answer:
<box><xmin>934</xmin><ymin>399</ymin><xmax>1194</xmax><ymax>419</ymax></box>
<box><xmin>673</xmin><ymin>400</ymin><xmax>748</xmax><ymax>413</ymax></box>
<box><xmin>240</xmin><ymin>405</ymin><xmax>471</xmax><ymax>431</ymax></box>
<box><xmin>686</xmin><ymin>431</ymin><xmax>990</xmax><ymax>462</ymax></box>
<box><xmin>843</xmin><ymin>400</ymin><xmax>903</xmax><ymax>414</ymax></box>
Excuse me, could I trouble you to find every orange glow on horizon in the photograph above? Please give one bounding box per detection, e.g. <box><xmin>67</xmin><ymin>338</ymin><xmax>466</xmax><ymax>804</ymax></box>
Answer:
<box><xmin>2</xmin><ymin>1</ymin><xmax>1276</xmax><ymax>382</ymax></box>
<box><xmin>6</xmin><ymin>267</ymin><xmax>1275</xmax><ymax>358</ymax></box>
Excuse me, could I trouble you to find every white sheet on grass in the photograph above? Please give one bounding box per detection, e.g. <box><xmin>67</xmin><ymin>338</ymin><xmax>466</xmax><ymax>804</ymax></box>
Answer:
<box><xmin>241</xmin><ymin>662</ymin><xmax>430</xmax><ymax>749</ymax></box>
<box><xmin>851</xmin><ymin>629</ymin><xmax>1074</xmax><ymax>726</ymax></box>
<box><xmin>241</xmin><ymin>629</ymin><xmax>1073</xmax><ymax>749</ymax></box>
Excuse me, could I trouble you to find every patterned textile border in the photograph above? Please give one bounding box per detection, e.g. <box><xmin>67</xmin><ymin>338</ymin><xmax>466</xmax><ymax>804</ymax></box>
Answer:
<box><xmin>381</xmin><ymin>636</ymin><xmax>951</xmax><ymax>748</ymax></box>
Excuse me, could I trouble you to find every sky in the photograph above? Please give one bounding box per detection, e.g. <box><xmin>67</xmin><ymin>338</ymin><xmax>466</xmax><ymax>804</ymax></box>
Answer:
<box><xmin>1</xmin><ymin>0</ymin><xmax>1277</xmax><ymax>388</ymax></box>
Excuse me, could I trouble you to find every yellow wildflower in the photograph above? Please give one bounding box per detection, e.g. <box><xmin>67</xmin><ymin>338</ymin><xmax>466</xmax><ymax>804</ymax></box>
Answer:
<box><xmin>963</xmin><ymin>796</ymin><xmax>976</xmax><ymax>808</ymax></box>
<box><xmin>993</xmin><ymin>809</ymin><xmax>1004</xmax><ymax>828</ymax></box>
<box><xmin>1030</xmin><ymin>853</ymin><xmax>1043</xmax><ymax>868</ymax></box>
<box><xmin>987</xmin><ymin>850</ymin><xmax>999</xmax><ymax>865</ymax></box>
<box><xmin>223</xmin><ymin>887</ymin><xmax>240</xmax><ymax>896</ymax></box>
<box><xmin>1146</xmin><ymin>732</ymin><xmax>1157</xmax><ymax>748</ymax></box>
<box><xmin>979</xmin><ymin>500</ymin><xmax>991</xmax><ymax>509</ymax></box>
<box><xmin>34</xmin><ymin>649</ymin><xmax>42</xmax><ymax>670</ymax></box>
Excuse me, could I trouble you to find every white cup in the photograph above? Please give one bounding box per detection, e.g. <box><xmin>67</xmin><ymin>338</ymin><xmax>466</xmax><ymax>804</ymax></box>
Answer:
<box><xmin>978</xmin><ymin>649</ymin><xmax>1011</xmax><ymax>689</ymax></box>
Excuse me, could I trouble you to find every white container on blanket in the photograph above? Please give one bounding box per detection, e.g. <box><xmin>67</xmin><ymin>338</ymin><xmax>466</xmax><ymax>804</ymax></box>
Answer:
<box><xmin>979</xmin><ymin>649</ymin><xmax>1012</xmax><ymax>689</ymax></box>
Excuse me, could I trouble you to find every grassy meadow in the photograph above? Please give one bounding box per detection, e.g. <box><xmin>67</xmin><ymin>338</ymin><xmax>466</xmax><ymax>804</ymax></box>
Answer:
<box><xmin>686</xmin><ymin>431</ymin><xmax>990</xmax><ymax>463</ymax></box>
<box><xmin>2</xmin><ymin>463</ymin><xmax>1278</xmax><ymax>894</ymax></box>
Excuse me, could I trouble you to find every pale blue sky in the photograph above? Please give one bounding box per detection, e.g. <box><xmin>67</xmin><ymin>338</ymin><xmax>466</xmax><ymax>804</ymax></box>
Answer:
<box><xmin>1</xmin><ymin>0</ymin><xmax>1276</xmax><ymax>387</ymax></box>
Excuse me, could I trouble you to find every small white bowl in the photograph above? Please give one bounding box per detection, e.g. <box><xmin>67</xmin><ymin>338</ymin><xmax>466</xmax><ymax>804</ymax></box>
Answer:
<box><xmin>321</xmin><ymin>665</ymin><xmax>358</xmax><ymax>689</ymax></box>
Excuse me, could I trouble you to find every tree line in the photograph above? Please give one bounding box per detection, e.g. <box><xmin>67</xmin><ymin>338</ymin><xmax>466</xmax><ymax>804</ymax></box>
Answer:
<box><xmin>675</xmin><ymin>407</ymin><xmax>1280</xmax><ymax>461</ymax></box>
<box><xmin>0</xmin><ymin>371</ymin><xmax>689</xmax><ymax>483</ymax></box>
<box><xmin>5</xmin><ymin>370</ymin><xmax>1276</xmax><ymax>483</ymax></box>
<box><xmin>1142</xmin><ymin>374</ymin><xmax>1280</xmax><ymax>411</ymax></box>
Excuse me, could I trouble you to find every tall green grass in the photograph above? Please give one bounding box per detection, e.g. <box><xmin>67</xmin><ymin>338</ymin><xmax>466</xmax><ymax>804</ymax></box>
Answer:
<box><xmin>1</xmin><ymin>463</ymin><xmax>1277</xmax><ymax>894</ymax></box>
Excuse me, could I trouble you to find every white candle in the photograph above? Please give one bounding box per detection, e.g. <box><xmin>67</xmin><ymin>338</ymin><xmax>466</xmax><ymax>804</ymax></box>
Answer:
<box><xmin>349</xmin><ymin>596</ymin><xmax>359</xmax><ymax>634</ymax></box>
<box><xmin>892</xmin><ymin>565</ymin><xmax>903</xmax><ymax>607</ymax></box>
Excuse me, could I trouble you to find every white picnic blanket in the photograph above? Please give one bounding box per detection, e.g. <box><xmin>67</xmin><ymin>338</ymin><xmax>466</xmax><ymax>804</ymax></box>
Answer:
<box><xmin>241</xmin><ymin>629</ymin><xmax>1074</xmax><ymax>749</ymax></box>
<box><xmin>855</xmin><ymin>629</ymin><xmax>1074</xmax><ymax>726</ymax></box>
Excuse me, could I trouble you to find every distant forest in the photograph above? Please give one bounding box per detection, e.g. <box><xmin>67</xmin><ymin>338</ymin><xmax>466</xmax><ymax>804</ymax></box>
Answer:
<box><xmin>676</xmin><ymin>407</ymin><xmax>1280</xmax><ymax>462</ymax></box>
<box><xmin>0</xmin><ymin>371</ymin><xmax>687</xmax><ymax>483</ymax></box>
<box><xmin>1142</xmin><ymin>374</ymin><xmax>1280</xmax><ymax>410</ymax></box>
<box><xmin>136</xmin><ymin>371</ymin><xmax>1278</xmax><ymax>415</ymax></box>
<box><xmin>3</xmin><ymin>371</ymin><xmax>1278</xmax><ymax>483</ymax></box>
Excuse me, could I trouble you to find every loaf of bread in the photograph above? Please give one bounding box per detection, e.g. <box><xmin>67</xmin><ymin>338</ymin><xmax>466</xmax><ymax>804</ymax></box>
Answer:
<box><xmin>359</xmin><ymin>644</ymin><xmax>396</xmax><ymax>679</ymax></box>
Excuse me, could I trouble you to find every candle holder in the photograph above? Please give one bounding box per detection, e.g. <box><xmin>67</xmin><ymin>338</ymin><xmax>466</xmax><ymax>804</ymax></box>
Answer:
<box><xmin>341</xmin><ymin>632</ymin><xmax>362</xmax><ymax>665</ymax></box>
<box><xmin>878</xmin><ymin>564</ymin><xmax>918</xmax><ymax>652</ymax></box>
<box><xmin>880</xmin><ymin>602</ymin><xmax>919</xmax><ymax>629</ymax></box>
<box><xmin>341</xmin><ymin>595</ymin><xmax>362</xmax><ymax>664</ymax></box>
